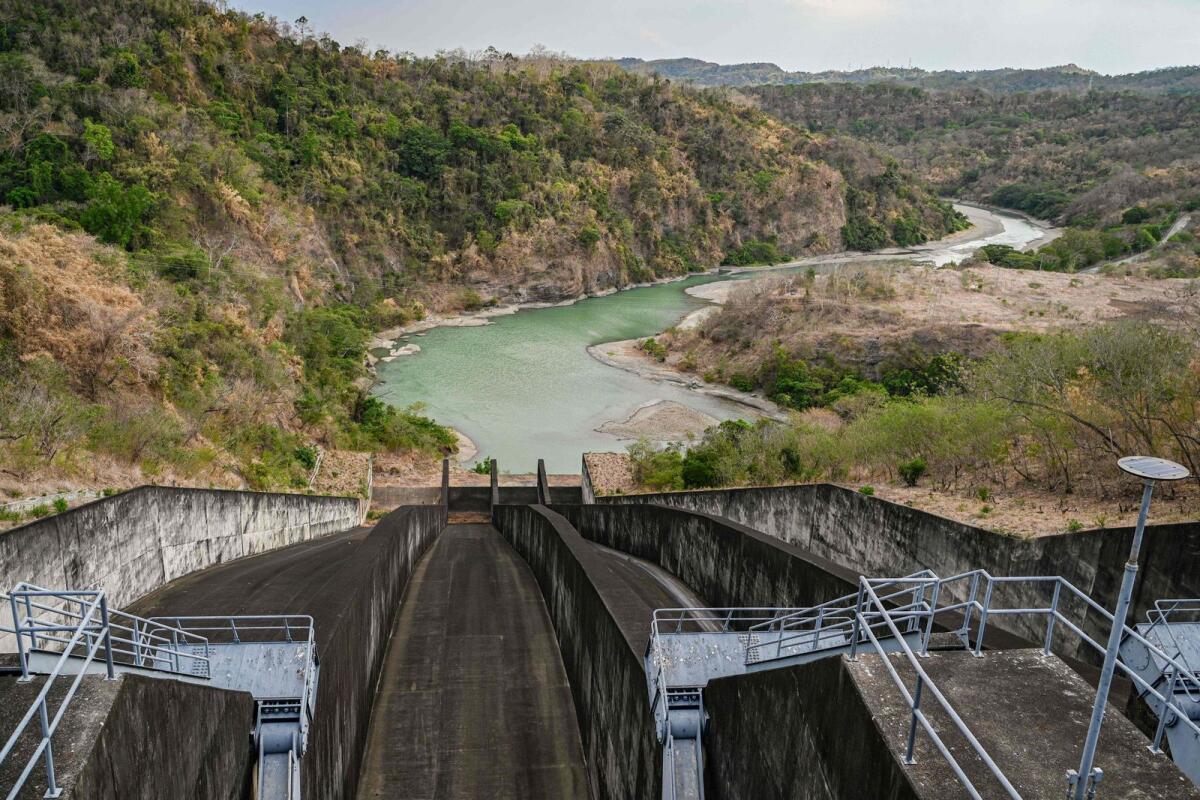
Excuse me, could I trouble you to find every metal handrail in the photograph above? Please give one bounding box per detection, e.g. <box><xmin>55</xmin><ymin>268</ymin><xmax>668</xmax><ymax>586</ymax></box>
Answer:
<box><xmin>0</xmin><ymin>590</ymin><xmax>114</xmax><ymax>799</ymax></box>
<box><xmin>155</xmin><ymin>615</ymin><xmax>317</xmax><ymax>750</ymax></box>
<box><xmin>852</xmin><ymin>578</ymin><xmax>1023</xmax><ymax>800</ymax></box>
<box><xmin>855</xmin><ymin>568</ymin><xmax>1200</xmax><ymax>793</ymax></box>
<box><xmin>1144</xmin><ymin>599</ymin><xmax>1200</xmax><ymax>695</ymax></box>
<box><xmin>746</xmin><ymin>570</ymin><xmax>938</xmax><ymax>633</ymax></box>
<box><xmin>3</xmin><ymin>583</ymin><xmax>211</xmax><ymax>678</ymax></box>
<box><xmin>946</xmin><ymin>570</ymin><xmax>1200</xmax><ymax>753</ymax></box>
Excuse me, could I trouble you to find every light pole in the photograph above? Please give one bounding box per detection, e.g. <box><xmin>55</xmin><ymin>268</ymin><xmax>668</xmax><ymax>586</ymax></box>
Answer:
<box><xmin>1068</xmin><ymin>456</ymin><xmax>1191</xmax><ymax>800</ymax></box>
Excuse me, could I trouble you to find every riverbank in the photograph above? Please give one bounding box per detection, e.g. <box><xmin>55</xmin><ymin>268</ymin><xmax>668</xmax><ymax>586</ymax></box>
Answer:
<box><xmin>368</xmin><ymin>271</ymin><xmax>722</xmax><ymax>353</ymax></box>
<box><xmin>587</xmin><ymin>339</ymin><xmax>787</xmax><ymax>420</ymax></box>
<box><xmin>369</xmin><ymin>202</ymin><xmax>1057</xmax><ymax>355</ymax></box>
<box><xmin>372</xmin><ymin>203</ymin><xmax>1059</xmax><ymax>470</ymax></box>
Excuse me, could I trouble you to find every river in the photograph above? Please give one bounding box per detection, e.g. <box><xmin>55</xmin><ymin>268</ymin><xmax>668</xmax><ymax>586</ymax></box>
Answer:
<box><xmin>372</xmin><ymin>204</ymin><xmax>1055</xmax><ymax>473</ymax></box>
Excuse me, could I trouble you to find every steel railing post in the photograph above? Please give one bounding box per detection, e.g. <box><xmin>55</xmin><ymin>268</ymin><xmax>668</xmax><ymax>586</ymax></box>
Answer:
<box><xmin>922</xmin><ymin>579</ymin><xmax>941</xmax><ymax>656</ymax></box>
<box><xmin>849</xmin><ymin>582</ymin><xmax>866</xmax><ymax>661</ymax></box>
<box><xmin>1151</xmin><ymin>669</ymin><xmax>1179</xmax><ymax>754</ymax></box>
<box><xmin>99</xmin><ymin>595</ymin><xmax>115</xmax><ymax>680</ymax></box>
<box><xmin>812</xmin><ymin>607</ymin><xmax>825</xmax><ymax>649</ymax></box>
<box><xmin>24</xmin><ymin>592</ymin><xmax>36</xmax><ymax>651</ymax></box>
<box><xmin>908</xmin><ymin>582</ymin><xmax>922</xmax><ymax>634</ymax></box>
<box><xmin>961</xmin><ymin>571</ymin><xmax>980</xmax><ymax>642</ymax></box>
<box><xmin>1044</xmin><ymin>581</ymin><xmax>1062</xmax><ymax>656</ymax></box>
<box><xmin>905</xmin><ymin>674</ymin><xmax>924</xmax><ymax>764</ymax></box>
<box><xmin>973</xmin><ymin>578</ymin><xmax>994</xmax><ymax>657</ymax></box>
<box><xmin>11</xmin><ymin>592</ymin><xmax>30</xmax><ymax>681</ymax></box>
<box><xmin>39</xmin><ymin>695</ymin><xmax>59</xmax><ymax>797</ymax></box>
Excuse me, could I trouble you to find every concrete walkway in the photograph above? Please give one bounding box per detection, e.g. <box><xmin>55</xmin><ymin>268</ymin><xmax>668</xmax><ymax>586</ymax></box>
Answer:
<box><xmin>354</xmin><ymin>524</ymin><xmax>589</xmax><ymax>800</ymax></box>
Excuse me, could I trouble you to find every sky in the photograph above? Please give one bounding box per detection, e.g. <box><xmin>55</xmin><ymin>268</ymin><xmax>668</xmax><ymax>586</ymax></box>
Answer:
<box><xmin>233</xmin><ymin>0</ymin><xmax>1200</xmax><ymax>75</ymax></box>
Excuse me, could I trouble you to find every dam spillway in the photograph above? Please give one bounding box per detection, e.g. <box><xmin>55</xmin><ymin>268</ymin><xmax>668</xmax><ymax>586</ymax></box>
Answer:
<box><xmin>2</xmin><ymin>464</ymin><xmax>1200</xmax><ymax>799</ymax></box>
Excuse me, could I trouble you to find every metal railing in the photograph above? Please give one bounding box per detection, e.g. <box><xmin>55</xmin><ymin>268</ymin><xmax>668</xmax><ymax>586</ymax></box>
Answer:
<box><xmin>1143</xmin><ymin>599</ymin><xmax>1200</xmax><ymax>702</ymax></box>
<box><xmin>848</xmin><ymin>569</ymin><xmax>1200</xmax><ymax>798</ymax></box>
<box><xmin>650</xmin><ymin>569</ymin><xmax>1200</xmax><ymax>799</ymax></box>
<box><xmin>849</xmin><ymin>575</ymin><xmax>1022</xmax><ymax>800</ymax></box>
<box><xmin>4</xmin><ymin>583</ymin><xmax>211</xmax><ymax>679</ymax></box>
<box><xmin>151</xmin><ymin>614</ymin><xmax>317</xmax><ymax>750</ymax></box>
<box><xmin>0</xmin><ymin>584</ymin><xmax>220</xmax><ymax>799</ymax></box>
<box><xmin>649</xmin><ymin>571</ymin><xmax>938</xmax><ymax>663</ymax></box>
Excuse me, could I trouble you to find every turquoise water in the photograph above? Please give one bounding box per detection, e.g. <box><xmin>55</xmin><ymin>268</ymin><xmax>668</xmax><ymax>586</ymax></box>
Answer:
<box><xmin>373</xmin><ymin>273</ymin><xmax>750</xmax><ymax>473</ymax></box>
<box><xmin>373</xmin><ymin>204</ymin><xmax>1053</xmax><ymax>473</ymax></box>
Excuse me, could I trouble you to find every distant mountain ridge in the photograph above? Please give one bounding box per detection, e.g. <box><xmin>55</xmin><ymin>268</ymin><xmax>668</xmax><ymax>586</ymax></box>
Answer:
<box><xmin>613</xmin><ymin>58</ymin><xmax>1200</xmax><ymax>94</ymax></box>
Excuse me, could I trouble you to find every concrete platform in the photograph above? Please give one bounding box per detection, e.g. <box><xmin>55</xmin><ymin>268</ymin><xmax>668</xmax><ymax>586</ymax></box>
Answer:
<box><xmin>850</xmin><ymin>648</ymin><xmax>1200</xmax><ymax>799</ymax></box>
<box><xmin>0</xmin><ymin>674</ymin><xmax>121</xmax><ymax>799</ymax></box>
<box><xmin>0</xmin><ymin>672</ymin><xmax>254</xmax><ymax>800</ymax></box>
<box><xmin>354</xmin><ymin>524</ymin><xmax>589</xmax><ymax>800</ymax></box>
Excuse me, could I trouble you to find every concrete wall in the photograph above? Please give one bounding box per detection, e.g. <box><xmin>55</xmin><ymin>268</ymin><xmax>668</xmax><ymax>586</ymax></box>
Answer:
<box><xmin>550</xmin><ymin>503</ymin><xmax>932</xmax><ymax>800</ymax></box>
<box><xmin>492</xmin><ymin>504</ymin><xmax>659</xmax><ymax>800</ymax></box>
<box><xmin>556</xmin><ymin>503</ymin><xmax>857</xmax><ymax>611</ymax></box>
<box><xmin>600</xmin><ymin>484</ymin><xmax>1200</xmax><ymax>659</ymax></box>
<box><xmin>0</xmin><ymin>486</ymin><xmax>363</xmax><ymax>651</ymax></box>
<box><xmin>303</xmin><ymin>504</ymin><xmax>445</xmax><ymax>800</ymax></box>
<box><xmin>70</xmin><ymin>676</ymin><xmax>255</xmax><ymax>800</ymax></box>
<box><xmin>581</xmin><ymin>455</ymin><xmax>596</xmax><ymax>505</ymax></box>
<box><xmin>704</xmin><ymin>658</ymin><xmax>920</xmax><ymax>800</ymax></box>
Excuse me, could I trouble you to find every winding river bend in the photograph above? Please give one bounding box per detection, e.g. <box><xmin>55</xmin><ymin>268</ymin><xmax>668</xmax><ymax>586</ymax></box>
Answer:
<box><xmin>373</xmin><ymin>204</ymin><xmax>1055</xmax><ymax>472</ymax></box>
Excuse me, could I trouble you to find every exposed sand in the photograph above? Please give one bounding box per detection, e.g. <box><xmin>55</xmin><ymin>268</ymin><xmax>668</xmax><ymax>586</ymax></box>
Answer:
<box><xmin>597</xmin><ymin>400</ymin><xmax>719</xmax><ymax>442</ymax></box>
<box><xmin>588</xmin><ymin>339</ymin><xmax>785</xmax><ymax>420</ymax></box>
<box><xmin>452</xmin><ymin>428</ymin><xmax>478</xmax><ymax>464</ymax></box>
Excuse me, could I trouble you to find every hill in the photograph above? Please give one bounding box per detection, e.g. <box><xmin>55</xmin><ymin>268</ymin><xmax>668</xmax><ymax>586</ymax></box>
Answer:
<box><xmin>616</xmin><ymin>58</ymin><xmax>1200</xmax><ymax>94</ymax></box>
<box><xmin>0</xmin><ymin>0</ymin><xmax>961</xmax><ymax>498</ymax></box>
<box><xmin>748</xmin><ymin>83</ymin><xmax>1200</xmax><ymax>273</ymax></box>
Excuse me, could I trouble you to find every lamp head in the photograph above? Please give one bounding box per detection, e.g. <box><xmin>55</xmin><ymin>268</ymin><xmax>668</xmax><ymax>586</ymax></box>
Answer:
<box><xmin>1117</xmin><ymin>456</ymin><xmax>1190</xmax><ymax>483</ymax></box>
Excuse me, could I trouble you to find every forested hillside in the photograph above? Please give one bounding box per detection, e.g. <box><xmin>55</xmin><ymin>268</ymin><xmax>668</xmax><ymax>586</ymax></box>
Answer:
<box><xmin>0</xmin><ymin>0</ymin><xmax>961</xmax><ymax>498</ymax></box>
<box><xmin>750</xmin><ymin>83</ymin><xmax>1200</xmax><ymax>272</ymax></box>
<box><xmin>618</xmin><ymin>58</ymin><xmax>1200</xmax><ymax>94</ymax></box>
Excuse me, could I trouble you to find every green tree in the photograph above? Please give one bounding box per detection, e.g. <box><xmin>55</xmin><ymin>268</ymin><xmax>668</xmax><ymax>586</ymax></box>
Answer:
<box><xmin>79</xmin><ymin>174</ymin><xmax>154</xmax><ymax>249</ymax></box>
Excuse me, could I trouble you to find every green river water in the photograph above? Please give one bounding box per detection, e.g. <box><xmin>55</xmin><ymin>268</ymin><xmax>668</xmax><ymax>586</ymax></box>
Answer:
<box><xmin>373</xmin><ymin>272</ymin><xmax>746</xmax><ymax>473</ymax></box>
<box><xmin>373</xmin><ymin>204</ymin><xmax>1053</xmax><ymax>473</ymax></box>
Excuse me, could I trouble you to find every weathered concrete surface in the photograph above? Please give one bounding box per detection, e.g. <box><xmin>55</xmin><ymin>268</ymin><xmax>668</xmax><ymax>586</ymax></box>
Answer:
<box><xmin>601</xmin><ymin>485</ymin><xmax>1200</xmax><ymax>661</ymax></box>
<box><xmin>0</xmin><ymin>674</ymin><xmax>253</xmax><ymax>800</ymax></box>
<box><xmin>558</xmin><ymin>503</ymin><xmax>857</xmax><ymax>612</ymax></box>
<box><xmin>0</xmin><ymin>674</ymin><xmax>122</xmax><ymax>799</ymax></box>
<box><xmin>354</xmin><ymin>524</ymin><xmax>589</xmax><ymax>800</ymax></box>
<box><xmin>851</xmin><ymin>649</ymin><xmax>1200</xmax><ymax>799</ymax></box>
<box><xmin>703</xmin><ymin>657</ymin><xmax>921</xmax><ymax>800</ymax></box>
<box><xmin>129</xmin><ymin>505</ymin><xmax>445</xmax><ymax>800</ymax></box>
<box><xmin>374</xmin><ymin>485</ymin><xmax>583</xmax><ymax>511</ymax></box>
<box><xmin>0</xmin><ymin>486</ymin><xmax>363</xmax><ymax>652</ymax></box>
<box><xmin>493</xmin><ymin>504</ymin><xmax>660</xmax><ymax>800</ymax></box>
<box><xmin>70</xmin><ymin>675</ymin><xmax>254</xmax><ymax>800</ymax></box>
<box><xmin>705</xmin><ymin>647</ymin><xmax>1200</xmax><ymax>800</ymax></box>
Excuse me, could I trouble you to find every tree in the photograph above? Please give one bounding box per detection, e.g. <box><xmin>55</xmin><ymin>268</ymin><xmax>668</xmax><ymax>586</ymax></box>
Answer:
<box><xmin>79</xmin><ymin>174</ymin><xmax>154</xmax><ymax>249</ymax></box>
<box><xmin>82</xmin><ymin>119</ymin><xmax>114</xmax><ymax>163</ymax></box>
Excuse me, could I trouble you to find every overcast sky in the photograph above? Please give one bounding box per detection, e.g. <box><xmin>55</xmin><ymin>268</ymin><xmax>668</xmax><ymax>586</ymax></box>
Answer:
<box><xmin>233</xmin><ymin>0</ymin><xmax>1200</xmax><ymax>75</ymax></box>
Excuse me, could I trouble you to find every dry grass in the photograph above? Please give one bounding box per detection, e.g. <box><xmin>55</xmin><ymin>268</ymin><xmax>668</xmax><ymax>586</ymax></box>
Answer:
<box><xmin>664</xmin><ymin>264</ymin><xmax>1198</xmax><ymax>381</ymax></box>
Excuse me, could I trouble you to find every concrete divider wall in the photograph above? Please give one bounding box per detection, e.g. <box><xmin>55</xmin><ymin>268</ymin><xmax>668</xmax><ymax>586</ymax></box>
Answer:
<box><xmin>703</xmin><ymin>658</ymin><xmax>921</xmax><ymax>800</ymax></box>
<box><xmin>0</xmin><ymin>486</ymin><xmax>363</xmax><ymax>650</ymax></box>
<box><xmin>581</xmin><ymin>455</ymin><xmax>596</xmax><ymax>505</ymax></box>
<box><xmin>492</xmin><ymin>504</ymin><xmax>658</xmax><ymax>800</ymax></box>
<box><xmin>600</xmin><ymin>485</ymin><xmax>1200</xmax><ymax>658</ymax></box>
<box><xmin>71</xmin><ymin>676</ymin><xmax>255</xmax><ymax>800</ymax></box>
<box><xmin>303</xmin><ymin>503</ymin><xmax>445</xmax><ymax>800</ymax></box>
<box><xmin>549</xmin><ymin>503</ymin><xmax>926</xmax><ymax>799</ymax></box>
<box><xmin>555</xmin><ymin>504</ymin><xmax>856</xmax><ymax>611</ymax></box>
